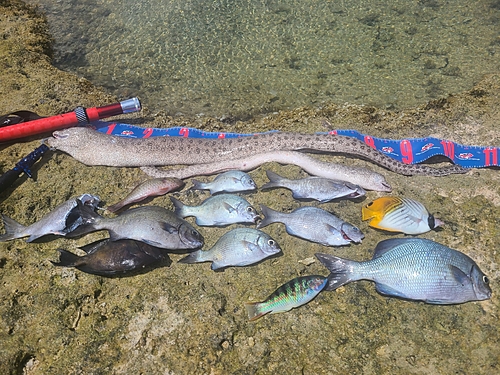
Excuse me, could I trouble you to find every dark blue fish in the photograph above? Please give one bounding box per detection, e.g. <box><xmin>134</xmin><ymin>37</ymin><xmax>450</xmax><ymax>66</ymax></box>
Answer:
<box><xmin>316</xmin><ymin>238</ymin><xmax>491</xmax><ymax>304</ymax></box>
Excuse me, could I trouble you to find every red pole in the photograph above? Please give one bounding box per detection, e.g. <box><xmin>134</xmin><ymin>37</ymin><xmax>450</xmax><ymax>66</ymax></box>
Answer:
<box><xmin>0</xmin><ymin>98</ymin><xmax>141</xmax><ymax>142</ymax></box>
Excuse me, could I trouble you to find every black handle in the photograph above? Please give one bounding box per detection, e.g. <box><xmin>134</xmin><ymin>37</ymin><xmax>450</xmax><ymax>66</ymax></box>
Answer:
<box><xmin>0</xmin><ymin>169</ymin><xmax>23</xmax><ymax>192</ymax></box>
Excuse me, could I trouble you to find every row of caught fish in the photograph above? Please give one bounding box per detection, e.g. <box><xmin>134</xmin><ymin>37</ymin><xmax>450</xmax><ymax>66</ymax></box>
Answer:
<box><xmin>105</xmin><ymin>170</ymin><xmax>443</xmax><ymax>236</ymax></box>
<box><xmin>0</xmin><ymin>191</ymin><xmax>364</xmax><ymax>248</ymax></box>
<box><xmin>107</xmin><ymin>170</ymin><xmax>365</xmax><ymax>214</ymax></box>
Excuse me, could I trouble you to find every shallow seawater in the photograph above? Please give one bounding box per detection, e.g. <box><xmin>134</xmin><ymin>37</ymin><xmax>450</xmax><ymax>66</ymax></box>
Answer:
<box><xmin>28</xmin><ymin>0</ymin><xmax>500</xmax><ymax>117</ymax></box>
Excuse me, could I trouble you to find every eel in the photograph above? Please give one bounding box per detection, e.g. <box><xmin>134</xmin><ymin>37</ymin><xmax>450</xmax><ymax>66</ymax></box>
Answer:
<box><xmin>46</xmin><ymin>127</ymin><xmax>467</xmax><ymax>176</ymax></box>
<box><xmin>140</xmin><ymin>150</ymin><xmax>393</xmax><ymax>192</ymax></box>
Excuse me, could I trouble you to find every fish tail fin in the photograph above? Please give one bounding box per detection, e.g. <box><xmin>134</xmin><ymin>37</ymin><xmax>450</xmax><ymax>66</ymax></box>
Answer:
<box><xmin>245</xmin><ymin>302</ymin><xmax>271</xmax><ymax>321</ymax></box>
<box><xmin>190</xmin><ymin>179</ymin><xmax>205</xmax><ymax>191</ymax></box>
<box><xmin>361</xmin><ymin>204</ymin><xmax>378</xmax><ymax>221</ymax></box>
<box><xmin>178</xmin><ymin>250</ymin><xmax>203</xmax><ymax>264</ymax></box>
<box><xmin>106</xmin><ymin>201</ymin><xmax>126</xmax><ymax>213</ymax></box>
<box><xmin>0</xmin><ymin>214</ymin><xmax>27</xmax><ymax>242</ymax></box>
<box><xmin>315</xmin><ymin>253</ymin><xmax>358</xmax><ymax>291</ymax></box>
<box><xmin>170</xmin><ymin>196</ymin><xmax>188</xmax><ymax>218</ymax></box>
<box><xmin>256</xmin><ymin>204</ymin><xmax>280</xmax><ymax>229</ymax></box>
<box><xmin>261</xmin><ymin>170</ymin><xmax>284</xmax><ymax>190</ymax></box>
<box><xmin>51</xmin><ymin>249</ymin><xmax>82</xmax><ymax>268</ymax></box>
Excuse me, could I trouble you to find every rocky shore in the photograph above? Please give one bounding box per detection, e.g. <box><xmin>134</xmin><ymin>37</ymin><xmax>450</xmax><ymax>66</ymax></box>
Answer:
<box><xmin>0</xmin><ymin>1</ymin><xmax>499</xmax><ymax>373</ymax></box>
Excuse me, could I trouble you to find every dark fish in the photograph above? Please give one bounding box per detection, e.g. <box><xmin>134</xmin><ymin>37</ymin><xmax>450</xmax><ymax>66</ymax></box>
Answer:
<box><xmin>107</xmin><ymin>177</ymin><xmax>185</xmax><ymax>213</ymax></box>
<box><xmin>261</xmin><ymin>170</ymin><xmax>365</xmax><ymax>202</ymax></box>
<box><xmin>316</xmin><ymin>238</ymin><xmax>492</xmax><ymax>304</ymax></box>
<box><xmin>0</xmin><ymin>194</ymin><xmax>100</xmax><ymax>242</ymax></box>
<box><xmin>51</xmin><ymin>239</ymin><xmax>169</xmax><ymax>276</ymax></box>
<box><xmin>246</xmin><ymin>275</ymin><xmax>328</xmax><ymax>321</ymax></box>
<box><xmin>68</xmin><ymin>202</ymin><xmax>204</xmax><ymax>250</ymax></box>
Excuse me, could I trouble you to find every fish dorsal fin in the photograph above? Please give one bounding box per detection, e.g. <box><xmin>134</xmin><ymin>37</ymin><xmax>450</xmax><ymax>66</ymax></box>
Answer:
<box><xmin>449</xmin><ymin>265</ymin><xmax>472</xmax><ymax>287</ymax></box>
<box><xmin>80</xmin><ymin>238</ymin><xmax>111</xmax><ymax>254</ymax></box>
<box><xmin>372</xmin><ymin>238</ymin><xmax>423</xmax><ymax>259</ymax></box>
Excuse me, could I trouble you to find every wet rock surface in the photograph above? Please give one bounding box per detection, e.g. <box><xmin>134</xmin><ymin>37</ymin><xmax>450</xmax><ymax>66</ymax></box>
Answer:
<box><xmin>0</xmin><ymin>1</ymin><xmax>499</xmax><ymax>373</ymax></box>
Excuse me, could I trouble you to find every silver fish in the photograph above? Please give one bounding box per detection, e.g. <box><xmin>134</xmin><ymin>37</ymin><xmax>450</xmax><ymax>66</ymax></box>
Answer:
<box><xmin>170</xmin><ymin>194</ymin><xmax>259</xmax><ymax>226</ymax></box>
<box><xmin>316</xmin><ymin>238</ymin><xmax>492</xmax><ymax>304</ymax></box>
<box><xmin>107</xmin><ymin>177</ymin><xmax>185</xmax><ymax>213</ymax></box>
<box><xmin>261</xmin><ymin>170</ymin><xmax>365</xmax><ymax>202</ymax></box>
<box><xmin>257</xmin><ymin>205</ymin><xmax>364</xmax><ymax>246</ymax></box>
<box><xmin>245</xmin><ymin>275</ymin><xmax>328</xmax><ymax>321</ymax></box>
<box><xmin>68</xmin><ymin>203</ymin><xmax>204</xmax><ymax>250</ymax></box>
<box><xmin>191</xmin><ymin>170</ymin><xmax>257</xmax><ymax>194</ymax></box>
<box><xmin>178</xmin><ymin>227</ymin><xmax>281</xmax><ymax>270</ymax></box>
<box><xmin>0</xmin><ymin>194</ymin><xmax>100</xmax><ymax>242</ymax></box>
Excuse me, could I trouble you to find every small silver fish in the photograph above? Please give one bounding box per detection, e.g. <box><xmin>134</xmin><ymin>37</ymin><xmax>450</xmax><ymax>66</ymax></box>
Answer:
<box><xmin>191</xmin><ymin>170</ymin><xmax>257</xmax><ymax>194</ymax></box>
<box><xmin>245</xmin><ymin>275</ymin><xmax>328</xmax><ymax>321</ymax></box>
<box><xmin>316</xmin><ymin>238</ymin><xmax>492</xmax><ymax>304</ymax></box>
<box><xmin>68</xmin><ymin>203</ymin><xmax>204</xmax><ymax>250</ymax></box>
<box><xmin>0</xmin><ymin>194</ymin><xmax>100</xmax><ymax>242</ymax></box>
<box><xmin>170</xmin><ymin>194</ymin><xmax>260</xmax><ymax>226</ymax></box>
<box><xmin>178</xmin><ymin>227</ymin><xmax>281</xmax><ymax>270</ymax></box>
<box><xmin>261</xmin><ymin>170</ymin><xmax>365</xmax><ymax>203</ymax></box>
<box><xmin>257</xmin><ymin>205</ymin><xmax>364</xmax><ymax>246</ymax></box>
<box><xmin>51</xmin><ymin>239</ymin><xmax>168</xmax><ymax>276</ymax></box>
<box><xmin>107</xmin><ymin>177</ymin><xmax>185</xmax><ymax>213</ymax></box>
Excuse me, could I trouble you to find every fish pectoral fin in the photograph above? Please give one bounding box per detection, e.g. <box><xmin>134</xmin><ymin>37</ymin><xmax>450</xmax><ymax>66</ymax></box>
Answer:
<box><xmin>222</xmin><ymin>202</ymin><xmax>236</xmax><ymax>213</ymax></box>
<box><xmin>242</xmin><ymin>240</ymin><xmax>259</xmax><ymax>252</ymax></box>
<box><xmin>161</xmin><ymin>222</ymin><xmax>178</xmax><ymax>234</ymax></box>
<box><xmin>375</xmin><ymin>283</ymin><xmax>409</xmax><ymax>299</ymax></box>
<box><xmin>325</xmin><ymin>224</ymin><xmax>341</xmax><ymax>235</ymax></box>
<box><xmin>449</xmin><ymin>265</ymin><xmax>472</xmax><ymax>287</ymax></box>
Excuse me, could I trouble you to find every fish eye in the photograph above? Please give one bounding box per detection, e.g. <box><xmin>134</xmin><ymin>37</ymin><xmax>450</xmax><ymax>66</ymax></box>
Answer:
<box><xmin>268</xmin><ymin>239</ymin><xmax>275</xmax><ymax>246</ymax></box>
<box><xmin>366</xmin><ymin>202</ymin><xmax>373</xmax><ymax>207</ymax></box>
<box><xmin>483</xmin><ymin>275</ymin><xmax>489</xmax><ymax>284</ymax></box>
<box><xmin>247</xmin><ymin>207</ymin><xmax>255</xmax><ymax>212</ymax></box>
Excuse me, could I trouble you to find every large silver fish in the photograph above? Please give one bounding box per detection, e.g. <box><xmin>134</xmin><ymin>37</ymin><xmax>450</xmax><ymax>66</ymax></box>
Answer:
<box><xmin>178</xmin><ymin>227</ymin><xmax>281</xmax><ymax>270</ymax></box>
<box><xmin>68</xmin><ymin>203</ymin><xmax>204</xmax><ymax>250</ymax></box>
<box><xmin>0</xmin><ymin>194</ymin><xmax>100</xmax><ymax>242</ymax></box>
<box><xmin>170</xmin><ymin>194</ymin><xmax>259</xmax><ymax>226</ymax></box>
<box><xmin>257</xmin><ymin>205</ymin><xmax>364</xmax><ymax>246</ymax></box>
<box><xmin>106</xmin><ymin>177</ymin><xmax>185</xmax><ymax>213</ymax></box>
<box><xmin>316</xmin><ymin>238</ymin><xmax>492</xmax><ymax>304</ymax></box>
<box><xmin>191</xmin><ymin>170</ymin><xmax>257</xmax><ymax>194</ymax></box>
<box><xmin>261</xmin><ymin>170</ymin><xmax>365</xmax><ymax>202</ymax></box>
<box><xmin>51</xmin><ymin>239</ymin><xmax>168</xmax><ymax>276</ymax></box>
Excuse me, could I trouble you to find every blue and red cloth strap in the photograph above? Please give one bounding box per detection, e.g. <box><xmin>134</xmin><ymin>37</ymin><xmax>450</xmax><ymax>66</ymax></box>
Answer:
<box><xmin>92</xmin><ymin>120</ymin><xmax>498</xmax><ymax>169</ymax></box>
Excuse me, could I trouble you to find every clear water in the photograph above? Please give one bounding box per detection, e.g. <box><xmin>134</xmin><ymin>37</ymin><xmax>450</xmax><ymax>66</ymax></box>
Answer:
<box><xmin>31</xmin><ymin>0</ymin><xmax>500</xmax><ymax>117</ymax></box>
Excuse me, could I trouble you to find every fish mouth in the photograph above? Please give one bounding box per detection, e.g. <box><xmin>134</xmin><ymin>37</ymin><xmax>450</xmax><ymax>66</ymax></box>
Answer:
<box><xmin>52</xmin><ymin>130</ymin><xmax>69</xmax><ymax>139</ymax></box>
